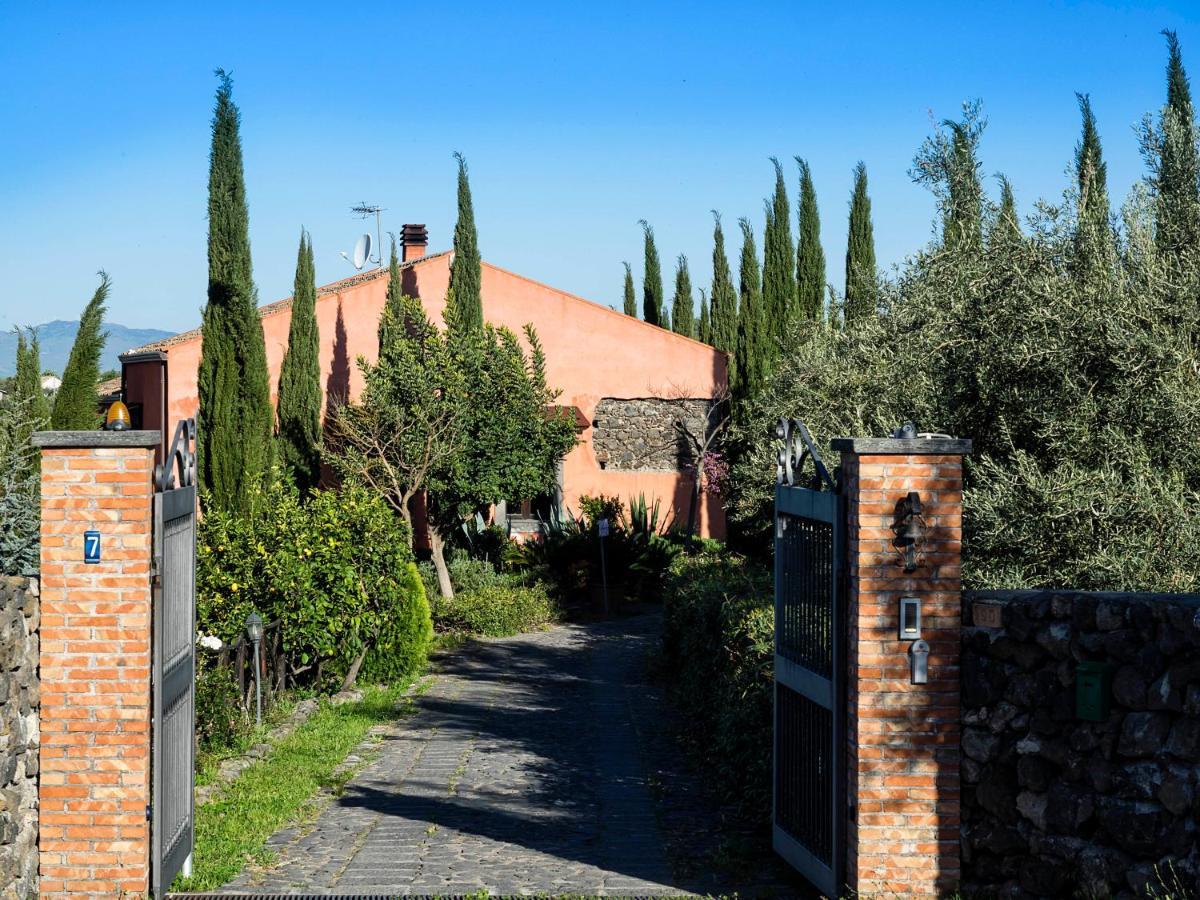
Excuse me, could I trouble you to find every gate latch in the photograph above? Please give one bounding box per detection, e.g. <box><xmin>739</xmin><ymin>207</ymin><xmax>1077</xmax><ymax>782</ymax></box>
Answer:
<box><xmin>909</xmin><ymin>639</ymin><xmax>930</xmax><ymax>685</ymax></box>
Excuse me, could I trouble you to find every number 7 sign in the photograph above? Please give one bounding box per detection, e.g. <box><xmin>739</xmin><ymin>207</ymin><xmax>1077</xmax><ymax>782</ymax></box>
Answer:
<box><xmin>84</xmin><ymin>530</ymin><xmax>101</xmax><ymax>564</ymax></box>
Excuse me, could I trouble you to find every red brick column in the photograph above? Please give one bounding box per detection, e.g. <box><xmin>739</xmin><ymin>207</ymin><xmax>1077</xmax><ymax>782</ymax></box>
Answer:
<box><xmin>33</xmin><ymin>430</ymin><xmax>160</xmax><ymax>898</ymax></box>
<box><xmin>832</xmin><ymin>436</ymin><xmax>970</xmax><ymax>898</ymax></box>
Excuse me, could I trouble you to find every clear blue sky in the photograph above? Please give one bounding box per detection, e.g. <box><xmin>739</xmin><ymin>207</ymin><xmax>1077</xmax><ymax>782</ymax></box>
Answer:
<box><xmin>2</xmin><ymin>1</ymin><xmax>1199</xmax><ymax>334</ymax></box>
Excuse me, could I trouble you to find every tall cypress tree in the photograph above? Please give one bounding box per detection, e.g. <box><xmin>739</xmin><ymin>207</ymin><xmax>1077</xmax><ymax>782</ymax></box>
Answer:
<box><xmin>795</xmin><ymin>159</ymin><xmax>826</xmax><ymax>322</ymax></box>
<box><xmin>991</xmin><ymin>175</ymin><xmax>1023</xmax><ymax>246</ymax></box>
<box><xmin>1155</xmin><ymin>30</ymin><xmax>1200</xmax><ymax>260</ymax></box>
<box><xmin>844</xmin><ymin>162</ymin><xmax>878</xmax><ymax>325</ymax></box>
<box><xmin>276</xmin><ymin>229</ymin><xmax>322</xmax><ymax>494</ymax></box>
<box><xmin>671</xmin><ymin>254</ymin><xmax>696</xmax><ymax>338</ymax></box>
<box><xmin>197</xmin><ymin>69</ymin><xmax>274</xmax><ymax>515</ymax></box>
<box><xmin>945</xmin><ymin>120</ymin><xmax>984</xmax><ymax>252</ymax></box>
<box><xmin>448</xmin><ymin>152</ymin><xmax>483</xmax><ymax>331</ymax></box>
<box><xmin>709</xmin><ymin>211</ymin><xmax>738</xmax><ymax>355</ymax></box>
<box><xmin>622</xmin><ymin>262</ymin><xmax>637</xmax><ymax>316</ymax></box>
<box><xmin>379</xmin><ymin>238</ymin><xmax>405</xmax><ymax>353</ymax></box>
<box><xmin>14</xmin><ymin>330</ymin><xmax>50</xmax><ymax>428</ymax></box>
<box><xmin>1073</xmin><ymin>94</ymin><xmax>1115</xmax><ymax>275</ymax></box>
<box><xmin>639</xmin><ymin>220</ymin><xmax>665</xmax><ymax>327</ymax></box>
<box><xmin>735</xmin><ymin>218</ymin><xmax>766</xmax><ymax>401</ymax></box>
<box><xmin>763</xmin><ymin>157</ymin><xmax>797</xmax><ymax>343</ymax></box>
<box><xmin>697</xmin><ymin>288</ymin><xmax>711</xmax><ymax>345</ymax></box>
<box><xmin>51</xmin><ymin>272</ymin><xmax>109</xmax><ymax>430</ymax></box>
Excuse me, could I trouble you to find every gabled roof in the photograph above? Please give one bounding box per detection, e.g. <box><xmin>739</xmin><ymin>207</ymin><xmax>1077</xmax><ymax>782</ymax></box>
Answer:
<box><xmin>121</xmin><ymin>251</ymin><xmax>451</xmax><ymax>357</ymax></box>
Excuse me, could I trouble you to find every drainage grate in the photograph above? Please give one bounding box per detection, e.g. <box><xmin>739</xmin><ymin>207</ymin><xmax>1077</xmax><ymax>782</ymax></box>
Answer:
<box><xmin>172</xmin><ymin>895</ymin><xmax>669</xmax><ymax>899</ymax></box>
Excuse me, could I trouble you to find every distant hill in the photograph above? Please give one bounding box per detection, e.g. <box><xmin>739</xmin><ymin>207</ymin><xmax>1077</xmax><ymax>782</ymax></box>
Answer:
<box><xmin>0</xmin><ymin>321</ymin><xmax>174</xmax><ymax>378</ymax></box>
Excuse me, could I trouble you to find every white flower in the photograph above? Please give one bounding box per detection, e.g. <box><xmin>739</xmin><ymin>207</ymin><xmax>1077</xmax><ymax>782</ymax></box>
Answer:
<box><xmin>197</xmin><ymin>633</ymin><xmax>224</xmax><ymax>651</ymax></box>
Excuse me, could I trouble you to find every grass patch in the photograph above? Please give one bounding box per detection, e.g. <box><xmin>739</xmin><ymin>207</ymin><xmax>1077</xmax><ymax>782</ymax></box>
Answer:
<box><xmin>174</xmin><ymin>679</ymin><xmax>419</xmax><ymax>892</ymax></box>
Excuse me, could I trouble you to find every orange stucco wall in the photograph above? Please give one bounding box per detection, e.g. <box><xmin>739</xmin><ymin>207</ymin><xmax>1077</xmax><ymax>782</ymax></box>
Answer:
<box><xmin>139</xmin><ymin>253</ymin><xmax>727</xmax><ymax>537</ymax></box>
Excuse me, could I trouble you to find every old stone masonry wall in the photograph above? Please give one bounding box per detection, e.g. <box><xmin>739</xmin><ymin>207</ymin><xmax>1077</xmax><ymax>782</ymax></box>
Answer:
<box><xmin>0</xmin><ymin>576</ymin><xmax>38</xmax><ymax>899</ymax></box>
<box><xmin>961</xmin><ymin>589</ymin><xmax>1200</xmax><ymax>899</ymax></box>
<box><xmin>591</xmin><ymin>398</ymin><xmax>712</xmax><ymax>471</ymax></box>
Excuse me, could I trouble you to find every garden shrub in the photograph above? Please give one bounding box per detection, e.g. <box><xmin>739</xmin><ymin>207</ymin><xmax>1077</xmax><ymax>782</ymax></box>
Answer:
<box><xmin>194</xmin><ymin>663</ymin><xmax>249</xmax><ymax>754</ymax></box>
<box><xmin>662</xmin><ymin>550</ymin><xmax>773</xmax><ymax>823</ymax></box>
<box><xmin>433</xmin><ymin>583</ymin><xmax>559</xmax><ymax>637</ymax></box>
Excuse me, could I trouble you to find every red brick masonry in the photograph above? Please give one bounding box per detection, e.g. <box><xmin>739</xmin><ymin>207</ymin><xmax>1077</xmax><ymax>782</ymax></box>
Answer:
<box><xmin>34</xmin><ymin>431</ymin><xmax>160</xmax><ymax>898</ymax></box>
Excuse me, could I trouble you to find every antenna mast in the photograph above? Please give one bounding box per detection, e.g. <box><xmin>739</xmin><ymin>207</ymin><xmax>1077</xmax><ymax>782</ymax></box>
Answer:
<box><xmin>351</xmin><ymin>203</ymin><xmax>385</xmax><ymax>268</ymax></box>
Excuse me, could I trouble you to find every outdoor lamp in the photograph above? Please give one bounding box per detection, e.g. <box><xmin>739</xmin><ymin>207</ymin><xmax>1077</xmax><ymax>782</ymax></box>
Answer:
<box><xmin>245</xmin><ymin>611</ymin><xmax>264</xmax><ymax>727</ymax></box>
<box><xmin>104</xmin><ymin>400</ymin><xmax>131</xmax><ymax>431</ymax></box>
<box><xmin>892</xmin><ymin>491</ymin><xmax>925</xmax><ymax>573</ymax></box>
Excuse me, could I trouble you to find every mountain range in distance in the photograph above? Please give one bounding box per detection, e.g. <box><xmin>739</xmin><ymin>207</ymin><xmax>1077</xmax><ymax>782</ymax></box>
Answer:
<box><xmin>0</xmin><ymin>320</ymin><xmax>174</xmax><ymax>378</ymax></box>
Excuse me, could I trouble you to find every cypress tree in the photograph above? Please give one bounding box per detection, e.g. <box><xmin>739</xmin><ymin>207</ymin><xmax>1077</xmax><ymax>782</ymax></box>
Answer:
<box><xmin>735</xmin><ymin>218</ymin><xmax>766</xmax><ymax>401</ymax></box>
<box><xmin>697</xmin><ymin>288</ymin><xmax>711</xmax><ymax>345</ymax></box>
<box><xmin>622</xmin><ymin>262</ymin><xmax>637</xmax><ymax>316</ymax></box>
<box><xmin>709</xmin><ymin>211</ymin><xmax>739</xmax><ymax>355</ymax></box>
<box><xmin>795</xmin><ymin>159</ymin><xmax>826</xmax><ymax>322</ymax></box>
<box><xmin>448</xmin><ymin>152</ymin><xmax>483</xmax><ymax>331</ymax></box>
<box><xmin>276</xmin><ymin>229</ymin><xmax>322</xmax><ymax>494</ymax></box>
<box><xmin>1073</xmin><ymin>94</ymin><xmax>1115</xmax><ymax>275</ymax></box>
<box><xmin>844</xmin><ymin>162</ymin><xmax>878</xmax><ymax>325</ymax></box>
<box><xmin>671</xmin><ymin>254</ymin><xmax>696</xmax><ymax>338</ymax></box>
<box><xmin>1155</xmin><ymin>30</ymin><xmax>1200</xmax><ymax>260</ymax></box>
<box><xmin>379</xmin><ymin>238</ymin><xmax>405</xmax><ymax>353</ymax></box>
<box><xmin>51</xmin><ymin>272</ymin><xmax>109</xmax><ymax>430</ymax></box>
<box><xmin>991</xmin><ymin>175</ymin><xmax>1022</xmax><ymax>246</ymax></box>
<box><xmin>14</xmin><ymin>330</ymin><xmax>49</xmax><ymax>428</ymax></box>
<box><xmin>197</xmin><ymin>69</ymin><xmax>274</xmax><ymax>515</ymax></box>
<box><xmin>944</xmin><ymin>120</ymin><xmax>984</xmax><ymax>252</ymax></box>
<box><xmin>639</xmin><ymin>220</ymin><xmax>665</xmax><ymax>327</ymax></box>
<box><xmin>763</xmin><ymin>157</ymin><xmax>798</xmax><ymax>342</ymax></box>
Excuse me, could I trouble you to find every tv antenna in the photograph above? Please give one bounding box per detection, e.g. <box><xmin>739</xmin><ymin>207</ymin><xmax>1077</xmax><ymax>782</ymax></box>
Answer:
<box><xmin>350</xmin><ymin>203</ymin><xmax>384</xmax><ymax>268</ymax></box>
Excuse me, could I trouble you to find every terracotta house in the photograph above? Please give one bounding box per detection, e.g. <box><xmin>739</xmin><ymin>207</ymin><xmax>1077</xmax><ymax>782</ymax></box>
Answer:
<box><xmin>120</xmin><ymin>225</ymin><xmax>728</xmax><ymax>538</ymax></box>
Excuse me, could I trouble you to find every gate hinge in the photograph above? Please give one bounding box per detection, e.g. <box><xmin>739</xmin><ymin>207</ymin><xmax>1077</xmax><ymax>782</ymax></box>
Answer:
<box><xmin>151</xmin><ymin>555</ymin><xmax>162</xmax><ymax>582</ymax></box>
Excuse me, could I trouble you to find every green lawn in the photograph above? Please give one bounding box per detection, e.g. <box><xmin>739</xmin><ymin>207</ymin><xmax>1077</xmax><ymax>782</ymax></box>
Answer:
<box><xmin>174</xmin><ymin>679</ymin><xmax>421</xmax><ymax>892</ymax></box>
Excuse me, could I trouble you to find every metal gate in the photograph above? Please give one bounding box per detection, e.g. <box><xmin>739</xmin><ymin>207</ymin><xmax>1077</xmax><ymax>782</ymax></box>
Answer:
<box><xmin>152</xmin><ymin>419</ymin><xmax>198</xmax><ymax>896</ymax></box>
<box><xmin>773</xmin><ymin>419</ymin><xmax>845</xmax><ymax>896</ymax></box>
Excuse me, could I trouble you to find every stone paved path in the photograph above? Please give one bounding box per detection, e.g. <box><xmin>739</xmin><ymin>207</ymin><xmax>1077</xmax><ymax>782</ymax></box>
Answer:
<box><xmin>223</xmin><ymin>613</ymin><xmax>696</xmax><ymax>896</ymax></box>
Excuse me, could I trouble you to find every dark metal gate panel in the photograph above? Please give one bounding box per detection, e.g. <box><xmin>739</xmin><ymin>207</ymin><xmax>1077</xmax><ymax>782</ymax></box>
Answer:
<box><xmin>773</xmin><ymin>420</ymin><xmax>844</xmax><ymax>897</ymax></box>
<box><xmin>152</xmin><ymin>421</ymin><xmax>197</xmax><ymax>897</ymax></box>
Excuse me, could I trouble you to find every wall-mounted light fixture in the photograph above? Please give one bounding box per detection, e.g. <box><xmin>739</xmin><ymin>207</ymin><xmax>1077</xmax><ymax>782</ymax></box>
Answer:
<box><xmin>892</xmin><ymin>491</ymin><xmax>925</xmax><ymax>572</ymax></box>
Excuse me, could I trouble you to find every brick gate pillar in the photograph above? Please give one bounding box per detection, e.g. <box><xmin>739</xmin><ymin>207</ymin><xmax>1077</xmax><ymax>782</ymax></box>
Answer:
<box><xmin>32</xmin><ymin>430</ymin><xmax>160</xmax><ymax>897</ymax></box>
<box><xmin>831</xmin><ymin>434</ymin><xmax>971</xmax><ymax>898</ymax></box>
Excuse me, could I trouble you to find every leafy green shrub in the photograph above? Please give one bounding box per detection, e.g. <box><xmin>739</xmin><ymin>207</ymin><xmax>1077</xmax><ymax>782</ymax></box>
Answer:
<box><xmin>418</xmin><ymin>552</ymin><xmax>528</xmax><ymax>601</ymax></box>
<box><xmin>662</xmin><ymin>550</ymin><xmax>773</xmax><ymax>823</ymax></box>
<box><xmin>194</xmin><ymin>663</ymin><xmax>249</xmax><ymax>754</ymax></box>
<box><xmin>577</xmin><ymin>493</ymin><xmax>623</xmax><ymax>527</ymax></box>
<box><xmin>433</xmin><ymin>583</ymin><xmax>559</xmax><ymax>636</ymax></box>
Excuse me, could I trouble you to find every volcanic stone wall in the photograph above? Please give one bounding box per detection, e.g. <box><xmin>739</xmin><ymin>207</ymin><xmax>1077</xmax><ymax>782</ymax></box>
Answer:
<box><xmin>961</xmin><ymin>589</ymin><xmax>1200</xmax><ymax>898</ymax></box>
<box><xmin>0</xmin><ymin>576</ymin><xmax>39</xmax><ymax>899</ymax></box>
<box><xmin>590</xmin><ymin>398</ymin><xmax>712</xmax><ymax>471</ymax></box>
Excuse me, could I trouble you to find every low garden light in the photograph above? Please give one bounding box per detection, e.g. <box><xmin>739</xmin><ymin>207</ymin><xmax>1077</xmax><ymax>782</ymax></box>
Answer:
<box><xmin>245</xmin><ymin>611</ymin><xmax>264</xmax><ymax>727</ymax></box>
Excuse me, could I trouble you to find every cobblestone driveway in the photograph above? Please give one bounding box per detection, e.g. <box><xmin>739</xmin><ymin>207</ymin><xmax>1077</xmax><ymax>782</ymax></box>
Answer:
<box><xmin>222</xmin><ymin>613</ymin><xmax>695</xmax><ymax>896</ymax></box>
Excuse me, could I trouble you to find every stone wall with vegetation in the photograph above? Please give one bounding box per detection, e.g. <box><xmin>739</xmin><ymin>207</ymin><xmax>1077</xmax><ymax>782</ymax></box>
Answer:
<box><xmin>0</xmin><ymin>576</ymin><xmax>38</xmax><ymax>899</ymax></box>
<box><xmin>591</xmin><ymin>398</ymin><xmax>711</xmax><ymax>472</ymax></box>
<box><xmin>961</xmin><ymin>589</ymin><xmax>1200</xmax><ymax>898</ymax></box>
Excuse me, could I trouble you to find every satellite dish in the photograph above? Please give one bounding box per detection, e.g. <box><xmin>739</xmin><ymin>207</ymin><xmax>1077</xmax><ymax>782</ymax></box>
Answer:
<box><xmin>352</xmin><ymin>233</ymin><xmax>372</xmax><ymax>270</ymax></box>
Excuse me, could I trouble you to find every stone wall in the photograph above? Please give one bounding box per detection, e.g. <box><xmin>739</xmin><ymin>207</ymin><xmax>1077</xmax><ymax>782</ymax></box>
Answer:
<box><xmin>591</xmin><ymin>398</ymin><xmax>712</xmax><ymax>472</ymax></box>
<box><xmin>961</xmin><ymin>589</ymin><xmax>1200</xmax><ymax>898</ymax></box>
<box><xmin>0</xmin><ymin>576</ymin><xmax>39</xmax><ymax>899</ymax></box>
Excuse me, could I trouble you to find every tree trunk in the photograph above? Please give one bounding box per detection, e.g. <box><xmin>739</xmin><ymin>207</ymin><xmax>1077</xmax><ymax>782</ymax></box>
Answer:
<box><xmin>686</xmin><ymin>460</ymin><xmax>703</xmax><ymax>537</ymax></box>
<box><xmin>339</xmin><ymin>640</ymin><xmax>372</xmax><ymax>692</ymax></box>
<box><xmin>429</xmin><ymin>525</ymin><xmax>455</xmax><ymax>600</ymax></box>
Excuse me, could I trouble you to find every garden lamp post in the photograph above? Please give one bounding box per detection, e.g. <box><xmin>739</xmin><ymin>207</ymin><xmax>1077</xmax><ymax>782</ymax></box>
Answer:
<box><xmin>245</xmin><ymin>611</ymin><xmax>264</xmax><ymax>727</ymax></box>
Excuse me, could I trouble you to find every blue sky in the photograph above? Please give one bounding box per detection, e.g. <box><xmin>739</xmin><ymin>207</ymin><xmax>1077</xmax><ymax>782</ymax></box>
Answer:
<box><xmin>2</xmin><ymin>1</ymin><xmax>1199</xmax><ymax>334</ymax></box>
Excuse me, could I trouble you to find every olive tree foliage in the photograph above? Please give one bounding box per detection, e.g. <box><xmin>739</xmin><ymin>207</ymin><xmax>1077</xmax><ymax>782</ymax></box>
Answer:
<box><xmin>728</xmin><ymin>99</ymin><xmax>1200</xmax><ymax>591</ymax></box>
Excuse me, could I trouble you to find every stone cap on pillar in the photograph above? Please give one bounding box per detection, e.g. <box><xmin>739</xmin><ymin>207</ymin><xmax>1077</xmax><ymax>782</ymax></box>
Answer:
<box><xmin>32</xmin><ymin>430</ymin><xmax>161</xmax><ymax>448</ymax></box>
<box><xmin>831</xmin><ymin>436</ymin><xmax>972</xmax><ymax>455</ymax></box>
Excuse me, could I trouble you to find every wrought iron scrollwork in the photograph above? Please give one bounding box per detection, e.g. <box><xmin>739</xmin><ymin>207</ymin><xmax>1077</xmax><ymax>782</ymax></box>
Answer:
<box><xmin>156</xmin><ymin>418</ymin><xmax>197</xmax><ymax>492</ymax></box>
<box><xmin>775</xmin><ymin>418</ymin><xmax>836</xmax><ymax>491</ymax></box>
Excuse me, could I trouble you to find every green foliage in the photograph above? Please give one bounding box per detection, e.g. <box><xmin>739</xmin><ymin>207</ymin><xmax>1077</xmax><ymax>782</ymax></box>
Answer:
<box><xmin>577</xmin><ymin>493</ymin><xmax>623</xmax><ymax>526</ymax></box>
<box><xmin>14</xmin><ymin>330</ymin><xmax>49</xmax><ymax>432</ymax></box>
<box><xmin>697</xmin><ymin>287</ymin><xmax>711</xmax><ymax>344</ymax></box>
<box><xmin>993</xmin><ymin>175</ymin><xmax>1023</xmax><ymax>246</ymax></box>
<box><xmin>0</xmin><ymin>393</ymin><xmax>40</xmax><ymax>575</ymax></box>
<box><xmin>276</xmin><ymin>230</ymin><xmax>322</xmax><ymax>494</ymax></box>
<box><xmin>661</xmin><ymin>550</ymin><xmax>773</xmax><ymax>822</ymax></box>
<box><xmin>844</xmin><ymin>162</ymin><xmax>877</xmax><ymax>324</ymax></box>
<box><xmin>795</xmin><ymin>158</ymin><xmax>826</xmax><ymax>322</ymax></box>
<box><xmin>419</xmin><ymin>552</ymin><xmax>526</xmax><ymax>600</ymax></box>
<box><xmin>709</xmin><ymin>212</ymin><xmax>739</xmax><ymax>357</ymax></box>
<box><xmin>621</xmin><ymin>261</ymin><xmax>636</xmax><ymax>317</ymax></box>
<box><xmin>762</xmin><ymin>157</ymin><xmax>797</xmax><ymax>346</ymax></box>
<box><xmin>670</xmin><ymin>254</ymin><xmax>696</xmax><ymax>338</ymax></box>
<box><xmin>51</xmin><ymin>272</ymin><xmax>109</xmax><ymax>430</ymax></box>
<box><xmin>622</xmin><ymin>492</ymin><xmax>670</xmax><ymax>537</ymax></box>
<box><xmin>639</xmin><ymin>220</ymin><xmax>665</xmax><ymax>327</ymax></box>
<box><xmin>448</xmin><ymin>152</ymin><xmax>483</xmax><ymax>332</ymax></box>
<box><xmin>1150</xmin><ymin>30</ymin><xmax>1200</xmax><ymax>262</ymax></box>
<box><xmin>734</xmin><ymin>218</ymin><xmax>766</xmax><ymax>403</ymax></box>
<box><xmin>913</xmin><ymin>99</ymin><xmax>985</xmax><ymax>252</ymax></box>
<box><xmin>1073</xmin><ymin>94</ymin><xmax>1116</xmax><ymax>279</ymax></box>
<box><xmin>197</xmin><ymin>479</ymin><xmax>432</xmax><ymax>688</ymax></box>
<box><xmin>194</xmin><ymin>664</ymin><xmax>249</xmax><ymax>754</ymax></box>
<box><xmin>198</xmin><ymin>69</ymin><xmax>274</xmax><ymax>516</ymax></box>
<box><xmin>432</xmin><ymin>583</ymin><xmax>559</xmax><ymax>637</ymax></box>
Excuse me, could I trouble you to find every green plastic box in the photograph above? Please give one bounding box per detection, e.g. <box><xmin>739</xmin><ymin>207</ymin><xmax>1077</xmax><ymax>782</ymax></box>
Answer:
<box><xmin>1076</xmin><ymin>661</ymin><xmax>1114</xmax><ymax>722</ymax></box>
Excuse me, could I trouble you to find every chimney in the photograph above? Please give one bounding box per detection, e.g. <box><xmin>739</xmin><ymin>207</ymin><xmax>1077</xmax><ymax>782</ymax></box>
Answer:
<box><xmin>401</xmin><ymin>223</ymin><xmax>428</xmax><ymax>262</ymax></box>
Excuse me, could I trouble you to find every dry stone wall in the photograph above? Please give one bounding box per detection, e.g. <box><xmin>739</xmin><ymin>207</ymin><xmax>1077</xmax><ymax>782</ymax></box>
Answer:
<box><xmin>961</xmin><ymin>589</ymin><xmax>1200</xmax><ymax>899</ymax></box>
<box><xmin>0</xmin><ymin>576</ymin><xmax>38</xmax><ymax>899</ymax></box>
<box><xmin>590</xmin><ymin>398</ymin><xmax>712</xmax><ymax>472</ymax></box>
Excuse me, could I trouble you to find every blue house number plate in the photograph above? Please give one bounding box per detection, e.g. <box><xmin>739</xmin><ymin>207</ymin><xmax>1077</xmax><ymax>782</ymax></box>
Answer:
<box><xmin>84</xmin><ymin>530</ymin><xmax>101</xmax><ymax>564</ymax></box>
